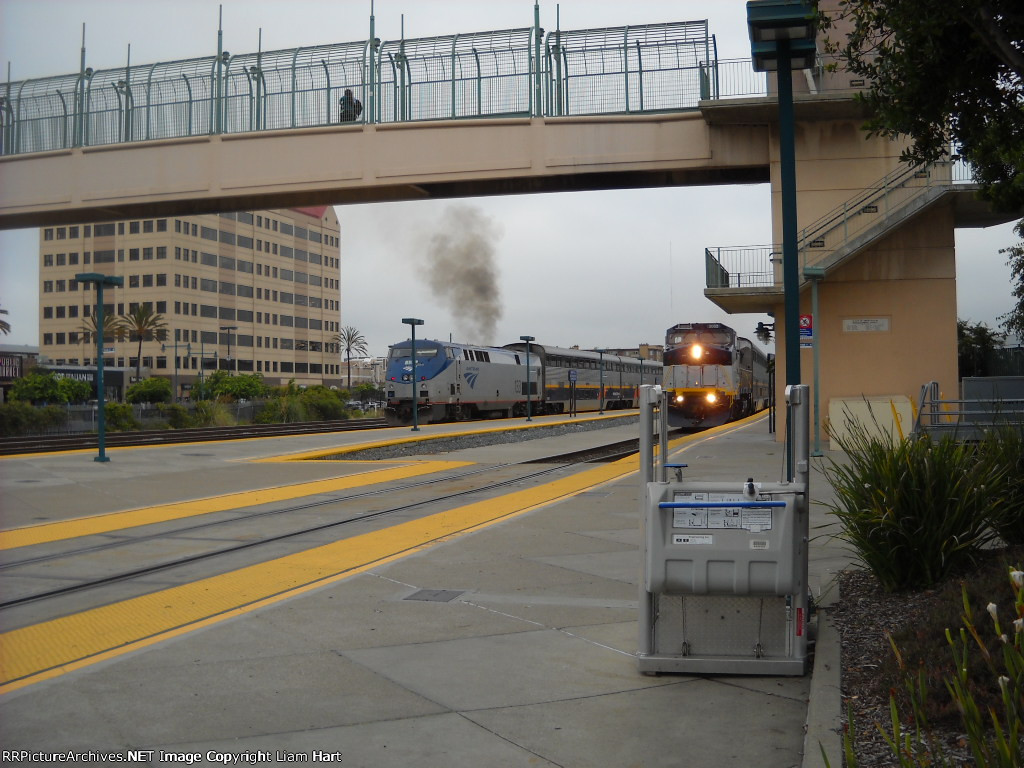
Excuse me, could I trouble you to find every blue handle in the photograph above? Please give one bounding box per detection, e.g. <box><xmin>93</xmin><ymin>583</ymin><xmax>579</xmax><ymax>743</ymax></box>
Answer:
<box><xmin>659</xmin><ymin>501</ymin><xmax>786</xmax><ymax>509</ymax></box>
<box><xmin>665</xmin><ymin>463</ymin><xmax>688</xmax><ymax>468</ymax></box>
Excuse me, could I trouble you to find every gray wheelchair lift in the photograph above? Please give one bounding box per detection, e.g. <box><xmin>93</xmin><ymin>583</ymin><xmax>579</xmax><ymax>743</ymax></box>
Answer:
<box><xmin>637</xmin><ymin>384</ymin><xmax>811</xmax><ymax>676</ymax></box>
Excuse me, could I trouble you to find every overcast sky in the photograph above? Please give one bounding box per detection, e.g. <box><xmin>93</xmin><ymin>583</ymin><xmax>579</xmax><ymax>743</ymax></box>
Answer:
<box><xmin>0</xmin><ymin>0</ymin><xmax>1018</xmax><ymax>356</ymax></box>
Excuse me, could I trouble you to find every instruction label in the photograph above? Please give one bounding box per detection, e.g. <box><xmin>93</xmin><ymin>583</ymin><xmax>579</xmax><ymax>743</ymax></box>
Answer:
<box><xmin>671</xmin><ymin>492</ymin><xmax>775</xmax><ymax>533</ymax></box>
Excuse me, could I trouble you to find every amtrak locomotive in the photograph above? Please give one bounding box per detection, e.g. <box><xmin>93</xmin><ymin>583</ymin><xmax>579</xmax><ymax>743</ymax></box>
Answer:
<box><xmin>662</xmin><ymin>322</ymin><xmax>771</xmax><ymax>428</ymax></box>
<box><xmin>384</xmin><ymin>338</ymin><xmax>661</xmax><ymax>426</ymax></box>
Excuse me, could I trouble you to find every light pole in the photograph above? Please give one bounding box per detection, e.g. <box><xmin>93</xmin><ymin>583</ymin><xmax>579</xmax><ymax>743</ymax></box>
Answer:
<box><xmin>402</xmin><ymin>318</ymin><xmax>424</xmax><ymax>431</ymax></box>
<box><xmin>747</xmin><ymin>0</ymin><xmax>816</xmax><ymax>479</ymax></box>
<box><xmin>520</xmin><ymin>335</ymin><xmax>535</xmax><ymax>421</ymax></box>
<box><xmin>162</xmin><ymin>337</ymin><xmax>192</xmax><ymax>402</ymax></box>
<box><xmin>75</xmin><ymin>272</ymin><xmax>123</xmax><ymax>463</ymax></box>
<box><xmin>803</xmin><ymin>265</ymin><xmax>825</xmax><ymax>456</ymax></box>
<box><xmin>220</xmin><ymin>325</ymin><xmax>237</xmax><ymax>372</ymax></box>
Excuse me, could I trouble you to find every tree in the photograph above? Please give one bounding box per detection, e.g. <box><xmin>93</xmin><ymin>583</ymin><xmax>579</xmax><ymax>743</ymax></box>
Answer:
<box><xmin>957</xmin><ymin>319</ymin><xmax>1005</xmax><ymax>379</ymax></box>
<box><xmin>820</xmin><ymin>1</ymin><xmax>1024</xmax><ymax>211</ymax></box>
<box><xmin>333</xmin><ymin>326</ymin><xmax>368</xmax><ymax>388</ymax></box>
<box><xmin>11</xmin><ymin>370</ymin><xmax>63</xmax><ymax>403</ymax></box>
<box><xmin>79</xmin><ymin>312</ymin><xmax>126</xmax><ymax>351</ymax></box>
<box><xmin>120</xmin><ymin>304</ymin><xmax>167</xmax><ymax>384</ymax></box>
<box><xmin>0</xmin><ymin>306</ymin><xmax>10</xmax><ymax>336</ymax></box>
<box><xmin>1002</xmin><ymin>221</ymin><xmax>1024</xmax><ymax>340</ymax></box>
<box><xmin>125</xmin><ymin>377</ymin><xmax>172</xmax><ymax>404</ymax></box>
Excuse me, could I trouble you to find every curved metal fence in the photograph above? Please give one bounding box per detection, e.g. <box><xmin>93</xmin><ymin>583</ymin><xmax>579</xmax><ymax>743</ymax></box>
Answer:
<box><xmin>0</xmin><ymin>20</ymin><xmax>722</xmax><ymax>156</ymax></box>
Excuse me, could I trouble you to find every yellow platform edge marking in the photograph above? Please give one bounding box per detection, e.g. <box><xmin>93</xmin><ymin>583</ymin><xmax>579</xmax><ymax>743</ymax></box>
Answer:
<box><xmin>0</xmin><ymin>460</ymin><xmax>473</xmax><ymax>551</ymax></box>
<box><xmin>0</xmin><ymin>454</ymin><xmax>641</xmax><ymax>693</ymax></box>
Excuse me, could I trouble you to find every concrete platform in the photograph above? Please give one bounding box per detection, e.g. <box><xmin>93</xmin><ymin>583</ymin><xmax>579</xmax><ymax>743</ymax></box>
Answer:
<box><xmin>0</xmin><ymin>412</ymin><xmax>850</xmax><ymax>767</ymax></box>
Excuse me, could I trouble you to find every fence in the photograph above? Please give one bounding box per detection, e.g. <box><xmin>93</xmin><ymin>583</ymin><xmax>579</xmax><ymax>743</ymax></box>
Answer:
<box><xmin>0</xmin><ymin>20</ymin><xmax>737</xmax><ymax>156</ymax></box>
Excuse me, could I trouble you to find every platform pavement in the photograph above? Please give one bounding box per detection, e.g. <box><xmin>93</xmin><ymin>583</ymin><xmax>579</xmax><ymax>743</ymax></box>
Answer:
<box><xmin>0</xmin><ymin>413</ymin><xmax>850</xmax><ymax>768</ymax></box>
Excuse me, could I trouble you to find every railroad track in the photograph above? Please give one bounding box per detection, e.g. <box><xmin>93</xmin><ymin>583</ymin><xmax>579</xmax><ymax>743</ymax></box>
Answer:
<box><xmin>0</xmin><ymin>417</ymin><xmax>388</xmax><ymax>456</ymax></box>
<box><xmin>0</xmin><ymin>438</ymin><xmax>641</xmax><ymax>613</ymax></box>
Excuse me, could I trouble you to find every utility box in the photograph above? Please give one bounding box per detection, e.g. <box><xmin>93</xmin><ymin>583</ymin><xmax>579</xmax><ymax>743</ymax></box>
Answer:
<box><xmin>637</xmin><ymin>384</ymin><xmax>811</xmax><ymax>676</ymax></box>
<box><xmin>640</xmin><ymin>480</ymin><xmax>808</xmax><ymax>675</ymax></box>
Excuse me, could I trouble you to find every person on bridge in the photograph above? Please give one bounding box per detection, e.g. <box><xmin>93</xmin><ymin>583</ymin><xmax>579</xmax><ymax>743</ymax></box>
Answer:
<box><xmin>340</xmin><ymin>89</ymin><xmax>363</xmax><ymax>122</ymax></box>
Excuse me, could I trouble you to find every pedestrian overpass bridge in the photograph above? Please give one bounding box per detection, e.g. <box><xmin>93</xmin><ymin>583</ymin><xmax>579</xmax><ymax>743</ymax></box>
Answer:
<box><xmin>2</xmin><ymin>14</ymin><xmax>1016</xmax><ymax>443</ymax></box>
<box><xmin>0</xmin><ymin>19</ymin><xmax>775</xmax><ymax>228</ymax></box>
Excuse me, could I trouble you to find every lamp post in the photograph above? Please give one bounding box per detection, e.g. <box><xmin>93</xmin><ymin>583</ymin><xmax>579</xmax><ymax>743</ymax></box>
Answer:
<box><xmin>220</xmin><ymin>325</ymin><xmax>237</xmax><ymax>372</ymax></box>
<box><xmin>520</xmin><ymin>335</ymin><xmax>535</xmax><ymax>421</ymax></box>
<box><xmin>162</xmin><ymin>337</ymin><xmax>192</xmax><ymax>402</ymax></box>
<box><xmin>747</xmin><ymin>0</ymin><xmax>816</xmax><ymax>479</ymax></box>
<box><xmin>76</xmin><ymin>272</ymin><xmax>123</xmax><ymax>463</ymax></box>
<box><xmin>402</xmin><ymin>318</ymin><xmax>424</xmax><ymax>431</ymax></box>
<box><xmin>803</xmin><ymin>265</ymin><xmax>825</xmax><ymax>456</ymax></box>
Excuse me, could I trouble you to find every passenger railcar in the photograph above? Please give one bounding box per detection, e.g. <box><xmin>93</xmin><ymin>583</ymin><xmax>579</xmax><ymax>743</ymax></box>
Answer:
<box><xmin>384</xmin><ymin>338</ymin><xmax>662</xmax><ymax>426</ymax></box>
<box><xmin>662</xmin><ymin>322</ymin><xmax>771</xmax><ymax>428</ymax></box>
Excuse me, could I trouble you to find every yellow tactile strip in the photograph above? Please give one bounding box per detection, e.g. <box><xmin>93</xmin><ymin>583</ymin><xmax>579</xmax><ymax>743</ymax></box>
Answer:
<box><xmin>0</xmin><ymin>455</ymin><xmax>639</xmax><ymax>693</ymax></box>
<box><xmin>0</xmin><ymin>461</ymin><xmax>472</xmax><ymax>551</ymax></box>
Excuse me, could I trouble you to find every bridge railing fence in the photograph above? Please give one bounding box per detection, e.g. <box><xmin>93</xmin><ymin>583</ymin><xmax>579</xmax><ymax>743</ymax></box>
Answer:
<box><xmin>1</xmin><ymin>19</ymin><xmax>737</xmax><ymax>156</ymax></box>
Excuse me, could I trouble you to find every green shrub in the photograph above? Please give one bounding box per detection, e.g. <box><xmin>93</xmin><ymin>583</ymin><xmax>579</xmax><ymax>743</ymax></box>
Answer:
<box><xmin>254</xmin><ymin>396</ymin><xmax>307</xmax><ymax>424</ymax></box>
<box><xmin>10</xmin><ymin>370</ymin><xmax>63</xmax><ymax>403</ymax></box>
<box><xmin>155</xmin><ymin>402</ymin><xmax>192</xmax><ymax>429</ymax></box>
<box><xmin>126</xmin><ymin>377</ymin><xmax>172</xmax><ymax>404</ymax></box>
<box><xmin>299</xmin><ymin>386</ymin><xmax>346</xmax><ymax>420</ymax></box>
<box><xmin>191</xmin><ymin>400</ymin><xmax>234</xmax><ymax>427</ymax></box>
<box><xmin>980</xmin><ymin>427</ymin><xmax>1024</xmax><ymax>546</ymax></box>
<box><xmin>823</xmin><ymin>414</ymin><xmax>1004</xmax><ymax>592</ymax></box>
<box><xmin>56</xmin><ymin>377</ymin><xmax>92</xmax><ymax>403</ymax></box>
<box><xmin>0</xmin><ymin>401</ymin><xmax>40</xmax><ymax>436</ymax></box>
<box><xmin>104</xmin><ymin>402</ymin><xmax>139</xmax><ymax>432</ymax></box>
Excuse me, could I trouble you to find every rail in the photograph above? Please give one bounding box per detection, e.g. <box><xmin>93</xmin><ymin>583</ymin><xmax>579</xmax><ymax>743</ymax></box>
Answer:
<box><xmin>911</xmin><ymin>380</ymin><xmax>1024</xmax><ymax>442</ymax></box>
<box><xmin>705</xmin><ymin>158</ymin><xmax>976</xmax><ymax>290</ymax></box>
<box><xmin>0</xmin><ymin>20</ymin><xmax>724</xmax><ymax>156</ymax></box>
<box><xmin>0</xmin><ymin>417</ymin><xmax>387</xmax><ymax>455</ymax></box>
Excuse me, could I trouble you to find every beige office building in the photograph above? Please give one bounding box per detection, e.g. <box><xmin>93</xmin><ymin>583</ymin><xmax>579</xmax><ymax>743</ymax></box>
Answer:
<box><xmin>38</xmin><ymin>206</ymin><xmax>343</xmax><ymax>395</ymax></box>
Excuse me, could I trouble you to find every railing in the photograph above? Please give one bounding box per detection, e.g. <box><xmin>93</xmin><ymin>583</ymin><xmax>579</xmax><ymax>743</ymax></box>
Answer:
<box><xmin>705</xmin><ymin>158</ymin><xmax>977</xmax><ymax>290</ymax></box>
<box><xmin>0</xmin><ymin>20</ymin><xmax>727</xmax><ymax>156</ymax></box>
<box><xmin>912</xmin><ymin>380</ymin><xmax>1024</xmax><ymax>442</ymax></box>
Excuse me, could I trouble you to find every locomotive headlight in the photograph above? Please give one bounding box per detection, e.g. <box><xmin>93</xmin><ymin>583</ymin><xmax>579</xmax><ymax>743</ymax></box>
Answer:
<box><xmin>690</xmin><ymin>344</ymin><xmax>703</xmax><ymax>360</ymax></box>
<box><xmin>675</xmin><ymin>394</ymin><xmax>685</xmax><ymax>403</ymax></box>
<box><xmin>705</xmin><ymin>393</ymin><xmax>717</xmax><ymax>403</ymax></box>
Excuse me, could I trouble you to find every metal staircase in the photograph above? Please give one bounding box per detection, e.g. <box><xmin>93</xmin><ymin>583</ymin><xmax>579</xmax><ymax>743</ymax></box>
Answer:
<box><xmin>705</xmin><ymin>159</ymin><xmax>974</xmax><ymax>290</ymax></box>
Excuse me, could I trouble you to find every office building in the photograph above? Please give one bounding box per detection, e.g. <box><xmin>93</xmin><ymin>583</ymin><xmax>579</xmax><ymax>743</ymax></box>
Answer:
<box><xmin>38</xmin><ymin>206</ymin><xmax>343</xmax><ymax>396</ymax></box>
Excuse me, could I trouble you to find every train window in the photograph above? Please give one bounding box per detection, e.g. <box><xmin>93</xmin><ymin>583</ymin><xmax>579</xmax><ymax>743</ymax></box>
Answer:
<box><xmin>464</xmin><ymin>350</ymin><xmax>471</xmax><ymax>360</ymax></box>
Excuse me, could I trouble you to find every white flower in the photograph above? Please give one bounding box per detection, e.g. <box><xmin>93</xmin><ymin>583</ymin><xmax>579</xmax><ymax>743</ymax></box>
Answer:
<box><xmin>1014</xmin><ymin>618</ymin><xmax>1023</xmax><ymax>634</ymax></box>
<box><xmin>1011</xmin><ymin>570</ymin><xmax>1024</xmax><ymax>589</ymax></box>
<box><xmin>999</xmin><ymin>676</ymin><xmax>1010</xmax><ymax>693</ymax></box>
<box><xmin>988</xmin><ymin>603</ymin><xmax>999</xmax><ymax>620</ymax></box>
<box><xmin>1001</xmin><ymin>634</ymin><xmax>1009</xmax><ymax>644</ymax></box>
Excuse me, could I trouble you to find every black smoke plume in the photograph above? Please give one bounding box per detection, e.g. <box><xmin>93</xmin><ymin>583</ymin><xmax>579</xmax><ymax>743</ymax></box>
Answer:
<box><xmin>425</xmin><ymin>205</ymin><xmax>504</xmax><ymax>345</ymax></box>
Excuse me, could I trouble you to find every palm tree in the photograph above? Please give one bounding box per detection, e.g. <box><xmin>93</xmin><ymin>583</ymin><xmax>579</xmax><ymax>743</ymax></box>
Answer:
<box><xmin>79</xmin><ymin>311</ymin><xmax>126</xmax><ymax>352</ymax></box>
<box><xmin>0</xmin><ymin>306</ymin><xmax>10</xmax><ymax>336</ymax></box>
<box><xmin>120</xmin><ymin>304</ymin><xmax>168</xmax><ymax>383</ymax></box>
<box><xmin>334</xmin><ymin>326</ymin><xmax>368</xmax><ymax>388</ymax></box>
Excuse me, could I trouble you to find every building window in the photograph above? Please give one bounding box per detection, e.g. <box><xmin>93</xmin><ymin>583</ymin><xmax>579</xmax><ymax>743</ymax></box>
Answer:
<box><xmin>143</xmin><ymin>220</ymin><xmax>154</xmax><ymax>233</ymax></box>
<box><xmin>156</xmin><ymin>273</ymin><xmax>167</xmax><ymax>287</ymax></box>
<box><xmin>142</xmin><ymin>274</ymin><xmax>153</xmax><ymax>287</ymax></box>
<box><xmin>43</xmin><ymin>254</ymin><xmax>53</xmax><ymax>267</ymax></box>
<box><xmin>44</xmin><ymin>228</ymin><xmax>54</xmax><ymax>241</ymax></box>
<box><xmin>129</xmin><ymin>275</ymin><xmax>140</xmax><ymax>288</ymax></box>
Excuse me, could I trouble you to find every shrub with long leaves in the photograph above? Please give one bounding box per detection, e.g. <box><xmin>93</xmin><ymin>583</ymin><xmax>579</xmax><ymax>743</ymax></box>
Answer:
<box><xmin>823</xmin><ymin>414</ymin><xmax>1006</xmax><ymax>592</ymax></box>
<box><xmin>980</xmin><ymin>427</ymin><xmax>1024</xmax><ymax>546</ymax></box>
